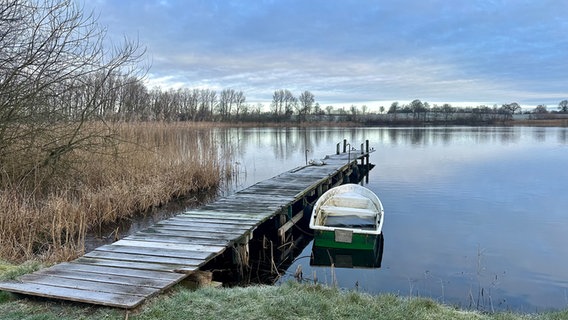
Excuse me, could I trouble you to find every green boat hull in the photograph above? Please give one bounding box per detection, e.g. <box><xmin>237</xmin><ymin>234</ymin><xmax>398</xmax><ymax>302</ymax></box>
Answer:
<box><xmin>311</xmin><ymin>244</ymin><xmax>382</xmax><ymax>268</ymax></box>
<box><xmin>313</xmin><ymin>229</ymin><xmax>379</xmax><ymax>250</ymax></box>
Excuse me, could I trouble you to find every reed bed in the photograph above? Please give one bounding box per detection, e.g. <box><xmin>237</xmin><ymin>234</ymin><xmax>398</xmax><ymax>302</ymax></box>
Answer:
<box><xmin>0</xmin><ymin>122</ymin><xmax>233</xmax><ymax>263</ymax></box>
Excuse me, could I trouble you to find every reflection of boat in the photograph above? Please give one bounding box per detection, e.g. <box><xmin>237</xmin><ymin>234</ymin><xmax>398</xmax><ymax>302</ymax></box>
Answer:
<box><xmin>309</xmin><ymin>184</ymin><xmax>384</xmax><ymax>250</ymax></box>
<box><xmin>311</xmin><ymin>235</ymin><xmax>384</xmax><ymax>268</ymax></box>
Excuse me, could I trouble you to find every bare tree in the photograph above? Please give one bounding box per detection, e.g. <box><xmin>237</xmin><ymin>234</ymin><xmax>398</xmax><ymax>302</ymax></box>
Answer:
<box><xmin>0</xmin><ymin>0</ymin><xmax>145</xmax><ymax>186</ymax></box>
<box><xmin>271</xmin><ymin>89</ymin><xmax>285</xmax><ymax>116</ymax></box>
<box><xmin>503</xmin><ymin>102</ymin><xmax>521</xmax><ymax>115</ymax></box>
<box><xmin>558</xmin><ymin>100</ymin><xmax>568</xmax><ymax>113</ymax></box>
<box><xmin>197</xmin><ymin>89</ymin><xmax>217</xmax><ymax>121</ymax></box>
<box><xmin>297</xmin><ymin>90</ymin><xmax>315</xmax><ymax>122</ymax></box>
<box><xmin>441</xmin><ymin>103</ymin><xmax>455</xmax><ymax>122</ymax></box>
<box><xmin>117</xmin><ymin>76</ymin><xmax>149</xmax><ymax>121</ymax></box>
<box><xmin>233</xmin><ymin>91</ymin><xmax>246</xmax><ymax>119</ymax></box>
<box><xmin>271</xmin><ymin>89</ymin><xmax>295</xmax><ymax>121</ymax></box>
<box><xmin>218</xmin><ymin>88</ymin><xmax>236</xmax><ymax>120</ymax></box>
<box><xmin>388</xmin><ymin>101</ymin><xmax>399</xmax><ymax>120</ymax></box>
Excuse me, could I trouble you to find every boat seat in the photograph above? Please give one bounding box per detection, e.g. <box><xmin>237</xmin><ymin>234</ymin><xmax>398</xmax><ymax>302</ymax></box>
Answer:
<box><xmin>324</xmin><ymin>214</ymin><xmax>376</xmax><ymax>230</ymax></box>
<box><xmin>325</xmin><ymin>194</ymin><xmax>374</xmax><ymax>210</ymax></box>
<box><xmin>321</xmin><ymin>205</ymin><xmax>377</xmax><ymax>218</ymax></box>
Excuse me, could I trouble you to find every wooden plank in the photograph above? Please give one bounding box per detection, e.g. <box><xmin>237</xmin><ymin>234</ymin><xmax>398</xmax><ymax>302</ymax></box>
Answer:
<box><xmin>237</xmin><ymin>187</ymin><xmax>301</xmax><ymax>195</ymax></box>
<box><xmin>278</xmin><ymin>211</ymin><xmax>305</xmax><ymax>238</ymax></box>
<box><xmin>135</xmin><ymin>229</ymin><xmax>242</xmax><ymax>241</ymax></box>
<box><xmin>230</xmin><ymin>194</ymin><xmax>296</xmax><ymax>202</ymax></box>
<box><xmin>170</xmin><ymin>216</ymin><xmax>261</xmax><ymax>225</ymax></box>
<box><xmin>151</xmin><ymin>225</ymin><xmax>254</xmax><ymax>237</ymax></box>
<box><xmin>113</xmin><ymin>239</ymin><xmax>226</xmax><ymax>253</ymax></box>
<box><xmin>74</xmin><ymin>257</ymin><xmax>194</xmax><ymax>272</ymax></box>
<box><xmin>199</xmin><ymin>206</ymin><xmax>275</xmax><ymax>215</ymax></box>
<box><xmin>225</xmin><ymin>193</ymin><xmax>292</xmax><ymax>201</ymax></box>
<box><xmin>150</xmin><ymin>223</ymin><xmax>252</xmax><ymax>234</ymax></box>
<box><xmin>31</xmin><ymin>267</ymin><xmax>172</xmax><ymax>288</ymax></box>
<box><xmin>216</xmin><ymin>197</ymin><xmax>289</xmax><ymax>206</ymax></box>
<box><xmin>124</xmin><ymin>234</ymin><xmax>231</xmax><ymax>247</ymax></box>
<box><xmin>58</xmin><ymin>262</ymin><xmax>185</xmax><ymax>281</ymax></box>
<box><xmin>94</xmin><ymin>244</ymin><xmax>213</xmax><ymax>260</ymax></box>
<box><xmin>178</xmin><ymin>211</ymin><xmax>272</xmax><ymax>220</ymax></box>
<box><xmin>160</xmin><ymin>216</ymin><xmax>258</xmax><ymax>230</ymax></box>
<box><xmin>0</xmin><ymin>281</ymin><xmax>145</xmax><ymax>308</ymax></box>
<box><xmin>84</xmin><ymin>250</ymin><xmax>203</xmax><ymax>266</ymax></box>
<box><xmin>18</xmin><ymin>273</ymin><xmax>158</xmax><ymax>297</ymax></box>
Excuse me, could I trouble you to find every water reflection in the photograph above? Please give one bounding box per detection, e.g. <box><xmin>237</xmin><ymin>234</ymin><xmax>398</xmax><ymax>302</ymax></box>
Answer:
<box><xmin>311</xmin><ymin>235</ymin><xmax>384</xmax><ymax>269</ymax></box>
<box><xmin>214</xmin><ymin>127</ymin><xmax>567</xmax><ymax>168</ymax></box>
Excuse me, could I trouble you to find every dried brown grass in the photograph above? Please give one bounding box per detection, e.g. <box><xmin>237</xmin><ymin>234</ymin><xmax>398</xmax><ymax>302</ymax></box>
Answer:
<box><xmin>0</xmin><ymin>122</ymin><xmax>232</xmax><ymax>263</ymax></box>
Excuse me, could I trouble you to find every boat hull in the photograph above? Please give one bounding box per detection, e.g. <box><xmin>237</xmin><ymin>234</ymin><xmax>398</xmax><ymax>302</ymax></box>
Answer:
<box><xmin>311</xmin><ymin>235</ymin><xmax>384</xmax><ymax>268</ymax></box>
<box><xmin>313</xmin><ymin>229</ymin><xmax>379</xmax><ymax>250</ymax></box>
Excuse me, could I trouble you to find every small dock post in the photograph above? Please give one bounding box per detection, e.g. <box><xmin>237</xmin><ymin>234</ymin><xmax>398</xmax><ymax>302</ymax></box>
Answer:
<box><xmin>365</xmin><ymin>140</ymin><xmax>370</xmax><ymax>183</ymax></box>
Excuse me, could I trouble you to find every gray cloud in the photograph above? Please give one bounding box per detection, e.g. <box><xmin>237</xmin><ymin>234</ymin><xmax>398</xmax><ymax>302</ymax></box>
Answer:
<box><xmin>80</xmin><ymin>0</ymin><xmax>568</xmax><ymax>108</ymax></box>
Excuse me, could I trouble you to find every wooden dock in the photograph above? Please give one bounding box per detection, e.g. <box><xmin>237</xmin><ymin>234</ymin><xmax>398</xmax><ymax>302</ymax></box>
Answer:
<box><xmin>0</xmin><ymin>141</ymin><xmax>373</xmax><ymax>309</ymax></box>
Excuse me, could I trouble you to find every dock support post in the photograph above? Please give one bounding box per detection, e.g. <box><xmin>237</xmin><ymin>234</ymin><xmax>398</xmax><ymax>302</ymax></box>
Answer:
<box><xmin>365</xmin><ymin>140</ymin><xmax>370</xmax><ymax>183</ymax></box>
<box><xmin>336</xmin><ymin>143</ymin><xmax>340</xmax><ymax>155</ymax></box>
<box><xmin>233</xmin><ymin>237</ymin><xmax>250</xmax><ymax>278</ymax></box>
<box><xmin>343</xmin><ymin>139</ymin><xmax>347</xmax><ymax>153</ymax></box>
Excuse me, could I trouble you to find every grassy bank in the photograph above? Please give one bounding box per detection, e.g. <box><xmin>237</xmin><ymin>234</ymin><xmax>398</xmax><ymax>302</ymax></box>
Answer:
<box><xmin>0</xmin><ymin>122</ymin><xmax>232</xmax><ymax>263</ymax></box>
<box><xmin>0</xmin><ymin>277</ymin><xmax>566</xmax><ymax>320</ymax></box>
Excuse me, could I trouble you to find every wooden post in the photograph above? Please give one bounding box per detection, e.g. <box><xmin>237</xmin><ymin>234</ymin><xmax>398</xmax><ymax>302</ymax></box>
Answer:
<box><xmin>343</xmin><ymin>139</ymin><xmax>347</xmax><ymax>153</ymax></box>
<box><xmin>360</xmin><ymin>143</ymin><xmax>364</xmax><ymax>154</ymax></box>
<box><xmin>336</xmin><ymin>143</ymin><xmax>340</xmax><ymax>155</ymax></box>
<box><xmin>233</xmin><ymin>238</ymin><xmax>250</xmax><ymax>278</ymax></box>
<box><xmin>365</xmin><ymin>140</ymin><xmax>370</xmax><ymax>184</ymax></box>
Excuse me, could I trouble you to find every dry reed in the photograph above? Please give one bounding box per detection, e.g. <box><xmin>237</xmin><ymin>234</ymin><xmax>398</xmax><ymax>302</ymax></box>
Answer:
<box><xmin>0</xmin><ymin>122</ymin><xmax>232</xmax><ymax>263</ymax></box>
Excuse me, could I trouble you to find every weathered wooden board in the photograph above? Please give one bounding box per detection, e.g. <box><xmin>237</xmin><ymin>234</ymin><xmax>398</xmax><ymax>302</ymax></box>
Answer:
<box><xmin>56</xmin><ymin>262</ymin><xmax>185</xmax><ymax>281</ymax></box>
<box><xmin>93</xmin><ymin>244</ymin><xmax>214</xmax><ymax>260</ymax></box>
<box><xmin>75</xmin><ymin>257</ymin><xmax>194</xmax><ymax>272</ymax></box>
<box><xmin>178</xmin><ymin>211</ymin><xmax>274</xmax><ymax>221</ymax></box>
<box><xmin>123</xmin><ymin>234</ymin><xmax>232</xmax><ymax>246</ymax></box>
<box><xmin>19</xmin><ymin>273</ymin><xmax>158</xmax><ymax>297</ymax></box>
<box><xmin>113</xmin><ymin>239</ymin><xmax>226</xmax><ymax>253</ymax></box>
<box><xmin>167</xmin><ymin>216</ymin><xmax>260</xmax><ymax>225</ymax></box>
<box><xmin>0</xmin><ymin>149</ymin><xmax>373</xmax><ymax>309</ymax></box>
<box><xmin>140</xmin><ymin>227</ymin><xmax>245</xmax><ymax>239</ymax></box>
<box><xmin>0</xmin><ymin>281</ymin><xmax>146</xmax><ymax>308</ymax></box>
<box><xmin>155</xmin><ymin>220</ymin><xmax>254</xmax><ymax>231</ymax></box>
<box><xmin>132</xmin><ymin>230</ymin><xmax>242</xmax><ymax>242</ymax></box>
<box><xmin>84</xmin><ymin>251</ymin><xmax>203</xmax><ymax>266</ymax></box>
<box><xmin>31</xmin><ymin>267</ymin><xmax>172</xmax><ymax>289</ymax></box>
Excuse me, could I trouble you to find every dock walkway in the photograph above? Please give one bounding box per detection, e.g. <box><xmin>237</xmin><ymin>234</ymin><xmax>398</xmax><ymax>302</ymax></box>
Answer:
<box><xmin>0</xmin><ymin>144</ymin><xmax>372</xmax><ymax>308</ymax></box>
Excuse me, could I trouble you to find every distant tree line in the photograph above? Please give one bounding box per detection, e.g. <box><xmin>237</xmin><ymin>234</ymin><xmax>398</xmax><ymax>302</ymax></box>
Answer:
<box><xmin>364</xmin><ymin>99</ymin><xmax>568</xmax><ymax>125</ymax></box>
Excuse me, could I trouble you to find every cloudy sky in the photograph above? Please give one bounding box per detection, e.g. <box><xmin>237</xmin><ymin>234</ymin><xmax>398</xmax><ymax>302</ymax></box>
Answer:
<box><xmin>81</xmin><ymin>0</ymin><xmax>568</xmax><ymax>110</ymax></box>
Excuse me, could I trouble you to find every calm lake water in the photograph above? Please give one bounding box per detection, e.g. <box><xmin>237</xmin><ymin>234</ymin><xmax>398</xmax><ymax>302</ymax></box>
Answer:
<box><xmin>220</xmin><ymin>126</ymin><xmax>568</xmax><ymax>312</ymax></box>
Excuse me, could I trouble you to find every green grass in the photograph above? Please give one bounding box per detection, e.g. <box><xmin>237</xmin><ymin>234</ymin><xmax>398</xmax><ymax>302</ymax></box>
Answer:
<box><xmin>2</xmin><ymin>280</ymin><xmax>568</xmax><ymax>320</ymax></box>
<box><xmin>0</xmin><ymin>260</ymin><xmax>42</xmax><ymax>282</ymax></box>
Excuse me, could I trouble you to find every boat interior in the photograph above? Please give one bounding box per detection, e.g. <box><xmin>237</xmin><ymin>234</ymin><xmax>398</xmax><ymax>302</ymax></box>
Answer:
<box><xmin>316</xmin><ymin>192</ymin><xmax>379</xmax><ymax>230</ymax></box>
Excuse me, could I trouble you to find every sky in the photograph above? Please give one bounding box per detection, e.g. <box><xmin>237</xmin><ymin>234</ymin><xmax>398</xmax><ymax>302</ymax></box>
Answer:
<box><xmin>80</xmin><ymin>0</ymin><xmax>568</xmax><ymax>110</ymax></box>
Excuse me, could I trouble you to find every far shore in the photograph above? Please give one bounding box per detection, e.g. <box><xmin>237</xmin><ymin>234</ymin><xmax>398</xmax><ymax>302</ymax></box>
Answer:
<box><xmin>185</xmin><ymin>117</ymin><xmax>568</xmax><ymax>128</ymax></box>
